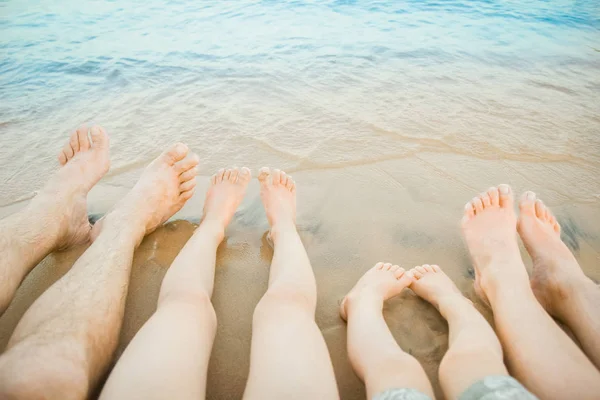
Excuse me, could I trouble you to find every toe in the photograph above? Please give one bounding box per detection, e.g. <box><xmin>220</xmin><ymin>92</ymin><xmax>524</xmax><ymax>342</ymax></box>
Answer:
<box><xmin>463</xmin><ymin>201</ymin><xmax>475</xmax><ymax>220</ymax></box>
<box><xmin>375</xmin><ymin>262</ymin><xmax>385</xmax><ymax>270</ymax></box>
<box><xmin>160</xmin><ymin>143</ymin><xmax>188</xmax><ymax>166</ymax></box>
<box><xmin>287</xmin><ymin>176</ymin><xmax>296</xmax><ymax>192</ymax></box>
<box><xmin>554</xmin><ymin>221</ymin><xmax>561</xmax><ymax>233</ymax></box>
<box><xmin>179</xmin><ymin>167</ymin><xmax>198</xmax><ymax>183</ymax></box>
<box><xmin>383</xmin><ymin>263</ymin><xmax>393</xmax><ymax>271</ymax></box>
<box><xmin>488</xmin><ymin>187</ymin><xmax>500</xmax><ymax>206</ymax></box>
<box><xmin>58</xmin><ymin>150</ymin><xmax>67</xmax><ymax>165</ymax></box>
<box><xmin>535</xmin><ymin>199</ymin><xmax>545</xmax><ymax>219</ymax></box>
<box><xmin>422</xmin><ymin>264</ymin><xmax>433</xmax><ymax>272</ymax></box>
<box><xmin>63</xmin><ymin>142</ymin><xmax>74</xmax><ymax>159</ymax></box>
<box><xmin>223</xmin><ymin>169</ymin><xmax>232</xmax><ymax>181</ymax></box>
<box><xmin>69</xmin><ymin>129</ymin><xmax>80</xmax><ymax>153</ymax></box>
<box><xmin>77</xmin><ymin>126</ymin><xmax>91</xmax><ymax>151</ymax></box>
<box><xmin>175</xmin><ymin>154</ymin><xmax>200</xmax><ymax>174</ymax></box>
<box><xmin>180</xmin><ymin>179</ymin><xmax>196</xmax><ymax>193</ymax></box>
<box><xmin>90</xmin><ymin>126</ymin><xmax>109</xmax><ymax>150</ymax></box>
<box><xmin>210</xmin><ymin>173</ymin><xmax>217</xmax><ymax>185</ymax></box>
<box><xmin>239</xmin><ymin>167</ymin><xmax>252</xmax><ymax>182</ymax></box>
<box><xmin>280</xmin><ymin>171</ymin><xmax>289</xmax><ymax>187</ymax></box>
<box><xmin>519</xmin><ymin>191</ymin><xmax>536</xmax><ymax>215</ymax></box>
<box><xmin>272</xmin><ymin>169</ymin><xmax>282</xmax><ymax>186</ymax></box>
<box><xmin>498</xmin><ymin>184</ymin><xmax>513</xmax><ymax>208</ymax></box>
<box><xmin>416</xmin><ymin>266</ymin><xmax>426</xmax><ymax>274</ymax></box>
<box><xmin>480</xmin><ymin>192</ymin><xmax>492</xmax><ymax>208</ymax></box>
<box><xmin>179</xmin><ymin>187</ymin><xmax>195</xmax><ymax>201</ymax></box>
<box><xmin>258</xmin><ymin>167</ymin><xmax>271</xmax><ymax>184</ymax></box>
<box><xmin>216</xmin><ymin>168</ymin><xmax>225</xmax><ymax>183</ymax></box>
<box><xmin>411</xmin><ymin>268</ymin><xmax>423</xmax><ymax>280</ymax></box>
<box><xmin>390</xmin><ymin>264</ymin><xmax>400</xmax><ymax>272</ymax></box>
<box><xmin>432</xmin><ymin>265</ymin><xmax>441</xmax><ymax>272</ymax></box>
<box><xmin>472</xmin><ymin>197</ymin><xmax>483</xmax><ymax>214</ymax></box>
<box><xmin>229</xmin><ymin>167</ymin><xmax>240</xmax><ymax>183</ymax></box>
<box><xmin>394</xmin><ymin>267</ymin><xmax>406</xmax><ymax>279</ymax></box>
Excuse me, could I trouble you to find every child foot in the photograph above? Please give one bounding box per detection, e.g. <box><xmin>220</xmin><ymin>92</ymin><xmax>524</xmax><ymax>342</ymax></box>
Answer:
<box><xmin>258</xmin><ymin>167</ymin><xmax>296</xmax><ymax>240</ymax></box>
<box><xmin>203</xmin><ymin>167</ymin><xmax>252</xmax><ymax>233</ymax></box>
<box><xmin>340</xmin><ymin>262</ymin><xmax>413</xmax><ymax>321</ymax></box>
<box><xmin>36</xmin><ymin>125</ymin><xmax>110</xmax><ymax>249</ymax></box>
<box><xmin>461</xmin><ymin>185</ymin><xmax>529</xmax><ymax>304</ymax></box>
<box><xmin>95</xmin><ymin>143</ymin><xmax>199</xmax><ymax>243</ymax></box>
<box><xmin>518</xmin><ymin>192</ymin><xmax>591</xmax><ymax>316</ymax></box>
<box><xmin>409</xmin><ymin>264</ymin><xmax>467</xmax><ymax>308</ymax></box>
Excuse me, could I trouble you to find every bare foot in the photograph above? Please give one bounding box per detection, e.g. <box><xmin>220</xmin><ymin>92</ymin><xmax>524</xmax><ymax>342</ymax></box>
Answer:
<box><xmin>409</xmin><ymin>264</ymin><xmax>468</xmax><ymax>309</ymax></box>
<box><xmin>96</xmin><ymin>143</ymin><xmax>199</xmax><ymax>243</ymax></box>
<box><xmin>258</xmin><ymin>167</ymin><xmax>296</xmax><ymax>238</ymax></box>
<box><xmin>461</xmin><ymin>185</ymin><xmax>528</xmax><ymax>303</ymax></box>
<box><xmin>34</xmin><ymin>126</ymin><xmax>110</xmax><ymax>249</ymax></box>
<box><xmin>203</xmin><ymin>167</ymin><xmax>252</xmax><ymax>230</ymax></box>
<box><xmin>340</xmin><ymin>262</ymin><xmax>413</xmax><ymax>321</ymax></box>
<box><xmin>518</xmin><ymin>192</ymin><xmax>591</xmax><ymax>316</ymax></box>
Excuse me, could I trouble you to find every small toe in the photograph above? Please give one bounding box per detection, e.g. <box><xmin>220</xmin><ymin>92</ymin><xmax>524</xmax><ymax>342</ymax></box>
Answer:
<box><xmin>179</xmin><ymin>167</ymin><xmax>198</xmax><ymax>183</ymax></box>
<box><xmin>210</xmin><ymin>173</ymin><xmax>217</xmax><ymax>185</ymax></box>
<box><xmin>179</xmin><ymin>187</ymin><xmax>195</xmax><ymax>201</ymax></box>
<box><xmin>472</xmin><ymin>197</ymin><xmax>484</xmax><ymax>214</ymax></box>
<box><xmin>272</xmin><ymin>169</ymin><xmax>282</xmax><ymax>185</ymax></box>
<box><xmin>416</xmin><ymin>266</ymin><xmax>426</xmax><ymax>274</ymax></box>
<box><xmin>161</xmin><ymin>143</ymin><xmax>189</xmax><ymax>165</ymax></box>
<box><xmin>488</xmin><ymin>187</ymin><xmax>500</xmax><ymax>206</ymax></box>
<box><xmin>175</xmin><ymin>154</ymin><xmax>200</xmax><ymax>174</ymax></box>
<box><xmin>375</xmin><ymin>262</ymin><xmax>385</xmax><ymax>270</ymax></box>
<box><xmin>519</xmin><ymin>191</ymin><xmax>537</xmax><ymax>214</ymax></box>
<box><xmin>223</xmin><ymin>169</ymin><xmax>232</xmax><ymax>181</ymax></box>
<box><xmin>432</xmin><ymin>265</ymin><xmax>441</xmax><ymax>272</ymax></box>
<box><xmin>535</xmin><ymin>199</ymin><xmax>545</xmax><ymax>219</ymax></box>
<box><xmin>77</xmin><ymin>126</ymin><xmax>90</xmax><ymax>151</ymax></box>
<box><xmin>58</xmin><ymin>151</ymin><xmax>67</xmax><ymax>165</ymax></box>
<box><xmin>239</xmin><ymin>167</ymin><xmax>252</xmax><ymax>182</ymax></box>
<box><xmin>463</xmin><ymin>201</ymin><xmax>475</xmax><ymax>219</ymax></box>
<box><xmin>480</xmin><ymin>192</ymin><xmax>492</xmax><ymax>208</ymax></box>
<box><xmin>390</xmin><ymin>264</ymin><xmax>400</xmax><ymax>272</ymax></box>
<box><xmin>90</xmin><ymin>126</ymin><xmax>109</xmax><ymax>150</ymax></box>
<box><xmin>69</xmin><ymin>129</ymin><xmax>81</xmax><ymax>153</ymax></box>
<box><xmin>63</xmin><ymin>142</ymin><xmax>74</xmax><ymax>159</ymax></box>
<box><xmin>383</xmin><ymin>263</ymin><xmax>393</xmax><ymax>271</ymax></box>
<box><xmin>394</xmin><ymin>267</ymin><xmax>406</xmax><ymax>279</ymax></box>
<box><xmin>411</xmin><ymin>268</ymin><xmax>423</xmax><ymax>280</ymax></box>
<box><xmin>180</xmin><ymin>179</ymin><xmax>196</xmax><ymax>193</ymax></box>
<box><xmin>280</xmin><ymin>171</ymin><xmax>288</xmax><ymax>186</ymax></box>
<box><xmin>216</xmin><ymin>168</ymin><xmax>226</xmax><ymax>183</ymax></box>
<box><xmin>229</xmin><ymin>167</ymin><xmax>240</xmax><ymax>183</ymax></box>
<box><xmin>422</xmin><ymin>264</ymin><xmax>433</xmax><ymax>272</ymax></box>
<box><xmin>498</xmin><ymin>184</ymin><xmax>513</xmax><ymax>208</ymax></box>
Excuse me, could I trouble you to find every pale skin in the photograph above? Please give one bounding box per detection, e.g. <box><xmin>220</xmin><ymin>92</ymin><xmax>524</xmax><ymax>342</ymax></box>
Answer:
<box><xmin>517</xmin><ymin>191</ymin><xmax>600</xmax><ymax>370</ymax></box>
<box><xmin>243</xmin><ymin>168</ymin><xmax>339</xmax><ymax>400</ymax></box>
<box><xmin>340</xmin><ymin>263</ymin><xmax>512</xmax><ymax>400</ymax></box>
<box><xmin>100</xmin><ymin>166</ymin><xmax>252</xmax><ymax>400</ymax></box>
<box><xmin>461</xmin><ymin>185</ymin><xmax>600</xmax><ymax>399</ymax></box>
<box><xmin>0</xmin><ymin>132</ymin><xmax>200</xmax><ymax>400</ymax></box>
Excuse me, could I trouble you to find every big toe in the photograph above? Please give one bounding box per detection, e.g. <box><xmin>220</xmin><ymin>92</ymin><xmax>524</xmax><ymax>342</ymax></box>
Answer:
<box><xmin>519</xmin><ymin>191</ymin><xmax>537</xmax><ymax>215</ymax></box>
<box><xmin>90</xmin><ymin>126</ymin><xmax>109</xmax><ymax>151</ymax></box>
<box><xmin>258</xmin><ymin>167</ymin><xmax>271</xmax><ymax>184</ymax></box>
<box><xmin>239</xmin><ymin>167</ymin><xmax>252</xmax><ymax>183</ymax></box>
<box><xmin>160</xmin><ymin>143</ymin><xmax>189</xmax><ymax>166</ymax></box>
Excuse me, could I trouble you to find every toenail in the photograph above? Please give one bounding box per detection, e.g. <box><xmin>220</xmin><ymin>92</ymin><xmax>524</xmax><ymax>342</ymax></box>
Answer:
<box><xmin>499</xmin><ymin>185</ymin><xmax>510</xmax><ymax>194</ymax></box>
<box><xmin>526</xmin><ymin>191</ymin><xmax>535</xmax><ymax>200</ymax></box>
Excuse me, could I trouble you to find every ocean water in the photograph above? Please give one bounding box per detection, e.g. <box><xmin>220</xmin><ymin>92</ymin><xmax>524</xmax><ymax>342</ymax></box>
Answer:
<box><xmin>1</xmin><ymin>2</ymin><xmax>600</xmax><ymax>399</ymax></box>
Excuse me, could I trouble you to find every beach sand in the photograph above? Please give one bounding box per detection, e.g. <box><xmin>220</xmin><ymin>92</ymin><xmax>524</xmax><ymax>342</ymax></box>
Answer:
<box><xmin>1</xmin><ymin>152</ymin><xmax>599</xmax><ymax>400</ymax></box>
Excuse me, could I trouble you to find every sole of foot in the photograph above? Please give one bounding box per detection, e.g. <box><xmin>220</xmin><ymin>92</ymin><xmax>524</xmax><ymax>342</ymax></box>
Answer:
<box><xmin>91</xmin><ymin>143</ymin><xmax>199</xmax><ymax>242</ymax></box>
<box><xmin>258</xmin><ymin>167</ymin><xmax>296</xmax><ymax>241</ymax></box>
<box><xmin>202</xmin><ymin>166</ymin><xmax>252</xmax><ymax>233</ymax></box>
<box><xmin>37</xmin><ymin>125</ymin><xmax>110</xmax><ymax>249</ymax></box>
<box><xmin>340</xmin><ymin>262</ymin><xmax>413</xmax><ymax>321</ymax></box>
<box><xmin>409</xmin><ymin>264</ymin><xmax>469</xmax><ymax>310</ymax></box>
<box><xmin>517</xmin><ymin>191</ymin><xmax>590</xmax><ymax>317</ymax></box>
<box><xmin>460</xmin><ymin>184</ymin><xmax>529</xmax><ymax>305</ymax></box>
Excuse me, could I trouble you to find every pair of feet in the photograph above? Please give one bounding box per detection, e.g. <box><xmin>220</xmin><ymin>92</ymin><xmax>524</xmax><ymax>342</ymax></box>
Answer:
<box><xmin>42</xmin><ymin>126</ymin><xmax>298</xmax><ymax>251</ymax></box>
<box><xmin>341</xmin><ymin>184</ymin><xmax>583</xmax><ymax>322</ymax></box>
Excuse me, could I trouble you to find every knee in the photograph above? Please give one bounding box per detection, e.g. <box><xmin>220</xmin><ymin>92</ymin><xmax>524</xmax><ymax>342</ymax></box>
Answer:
<box><xmin>0</xmin><ymin>355</ymin><xmax>88</xmax><ymax>400</ymax></box>
<box><xmin>253</xmin><ymin>284</ymin><xmax>316</xmax><ymax>320</ymax></box>
<box><xmin>159</xmin><ymin>290</ymin><xmax>217</xmax><ymax>330</ymax></box>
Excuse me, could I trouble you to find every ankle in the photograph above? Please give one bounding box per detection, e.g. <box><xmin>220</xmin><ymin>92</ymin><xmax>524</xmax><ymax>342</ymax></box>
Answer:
<box><xmin>345</xmin><ymin>290</ymin><xmax>384</xmax><ymax>317</ymax></box>
<box><xmin>195</xmin><ymin>218</ymin><xmax>226</xmax><ymax>242</ymax></box>
<box><xmin>269</xmin><ymin>220</ymin><xmax>297</xmax><ymax>242</ymax></box>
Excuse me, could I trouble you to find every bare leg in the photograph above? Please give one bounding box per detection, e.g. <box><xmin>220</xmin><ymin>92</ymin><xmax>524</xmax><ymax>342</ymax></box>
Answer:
<box><xmin>517</xmin><ymin>191</ymin><xmax>600</xmax><ymax>369</ymax></box>
<box><xmin>409</xmin><ymin>264</ymin><xmax>509</xmax><ymax>399</ymax></box>
<box><xmin>100</xmin><ymin>167</ymin><xmax>251</xmax><ymax>400</ymax></box>
<box><xmin>340</xmin><ymin>263</ymin><xmax>434</xmax><ymax>399</ymax></box>
<box><xmin>0</xmin><ymin>126</ymin><xmax>109</xmax><ymax>314</ymax></box>
<box><xmin>461</xmin><ymin>185</ymin><xmax>600</xmax><ymax>399</ymax></box>
<box><xmin>243</xmin><ymin>168</ymin><xmax>339</xmax><ymax>400</ymax></box>
<box><xmin>0</xmin><ymin>143</ymin><xmax>199</xmax><ymax>400</ymax></box>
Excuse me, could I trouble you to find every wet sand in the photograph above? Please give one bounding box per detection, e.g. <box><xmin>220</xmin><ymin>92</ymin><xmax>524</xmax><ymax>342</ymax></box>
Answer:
<box><xmin>1</xmin><ymin>154</ymin><xmax>599</xmax><ymax>400</ymax></box>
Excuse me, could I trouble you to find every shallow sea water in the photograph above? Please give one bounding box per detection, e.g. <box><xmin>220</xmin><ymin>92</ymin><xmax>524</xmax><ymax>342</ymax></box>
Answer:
<box><xmin>1</xmin><ymin>1</ymin><xmax>599</xmax><ymax>399</ymax></box>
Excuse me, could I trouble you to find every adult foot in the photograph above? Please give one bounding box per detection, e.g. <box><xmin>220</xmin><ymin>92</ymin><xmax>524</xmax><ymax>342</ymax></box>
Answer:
<box><xmin>258</xmin><ymin>167</ymin><xmax>296</xmax><ymax>239</ymax></box>
<box><xmin>202</xmin><ymin>167</ymin><xmax>252</xmax><ymax>233</ymax></box>
<box><xmin>96</xmin><ymin>143</ymin><xmax>199</xmax><ymax>243</ymax></box>
<box><xmin>35</xmin><ymin>126</ymin><xmax>110</xmax><ymax>249</ymax></box>
<box><xmin>409</xmin><ymin>264</ymin><xmax>470</xmax><ymax>310</ymax></box>
<box><xmin>340</xmin><ymin>262</ymin><xmax>413</xmax><ymax>321</ymax></box>
<box><xmin>461</xmin><ymin>185</ymin><xmax>528</xmax><ymax>304</ymax></box>
<box><xmin>518</xmin><ymin>192</ymin><xmax>591</xmax><ymax>316</ymax></box>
